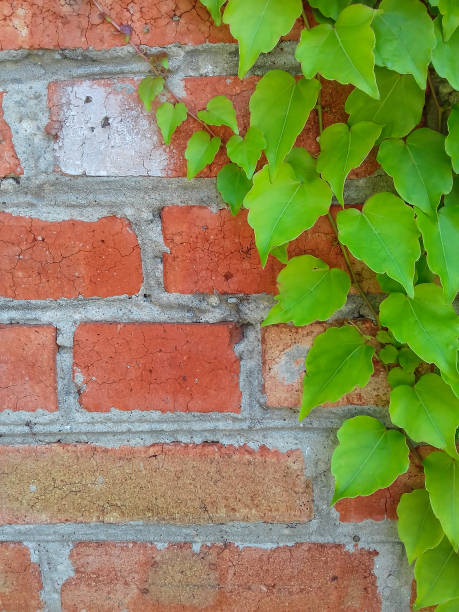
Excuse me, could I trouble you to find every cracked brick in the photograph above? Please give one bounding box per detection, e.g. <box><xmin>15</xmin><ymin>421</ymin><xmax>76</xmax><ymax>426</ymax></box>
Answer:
<box><xmin>0</xmin><ymin>543</ymin><xmax>44</xmax><ymax>611</ymax></box>
<box><xmin>262</xmin><ymin>321</ymin><xmax>390</xmax><ymax>410</ymax></box>
<box><xmin>61</xmin><ymin>541</ymin><xmax>380</xmax><ymax>611</ymax></box>
<box><xmin>0</xmin><ymin>443</ymin><xmax>312</xmax><ymax>524</ymax></box>
<box><xmin>0</xmin><ymin>92</ymin><xmax>22</xmax><ymax>177</ymax></box>
<box><xmin>0</xmin><ymin>212</ymin><xmax>143</xmax><ymax>299</ymax></box>
<box><xmin>162</xmin><ymin>206</ymin><xmax>380</xmax><ymax>295</ymax></box>
<box><xmin>47</xmin><ymin>77</ymin><xmax>379</xmax><ymax>177</ymax></box>
<box><xmin>0</xmin><ymin>325</ymin><xmax>57</xmax><ymax>412</ymax></box>
<box><xmin>73</xmin><ymin>322</ymin><xmax>242</xmax><ymax>412</ymax></box>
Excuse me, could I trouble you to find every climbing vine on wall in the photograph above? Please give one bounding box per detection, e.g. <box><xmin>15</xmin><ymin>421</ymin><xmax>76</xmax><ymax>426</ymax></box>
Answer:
<box><xmin>93</xmin><ymin>0</ymin><xmax>459</xmax><ymax>608</ymax></box>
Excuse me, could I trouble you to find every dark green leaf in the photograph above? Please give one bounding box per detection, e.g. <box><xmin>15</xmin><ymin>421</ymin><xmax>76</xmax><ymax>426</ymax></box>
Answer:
<box><xmin>414</xmin><ymin>538</ymin><xmax>459</xmax><ymax>609</ymax></box>
<box><xmin>373</xmin><ymin>0</ymin><xmax>435</xmax><ymax>88</ymax></box>
<box><xmin>331</xmin><ymin>415</ymin><xmax>409</xmax><ymax>503</ymax></box>
<box><xmin>308</xmin><ymin>0</ymin><xmax>351</xmax><ymax>20</ymax></box>
<box><xmin>390</xmin><ymin>374</ymin><xmax>459</xmax><ymax>458</ymax></box>
<box><xmin>295</xmin><ymin>4</ymin><xmax>379</xmax><ymax>98</ymax></box>
<box><xmin>379</xmin><ymin>344</ymin><xmax>398</xmax><ymax>364</ymax></box>
<box><xmin>244</xmin><ymin>152</ymin><xmax>332</xmax><ymax>266</ymax></box>
<box><xmin>155</xmin><ymin>102</ymin><xmax>187</xmax><ymax>145</ymax></box>
<box><xmin>270</xmin><ymin>244</ymin><xmax>289</xmax><ymax>264</ymax></box>
<box><xmin>436</xmin><ymin>599</ymin><xmax>459</xmax><ymax>612</ymax></box>
<box><xmin>377</xmin><ymin>128</ymin><xmax>453</xmax><ymax>216</ymax></box>
<box><xmin>216</xmin><ymin>163</ymin><xmax>251</xmax><ymax>215</ymax></box>
<box><xmin>185</xmin><ymin>131</ymin><xmax>221</xmax><ymax>179</ymax></box>
<box><xmin>345</xmin><ymin>67</ymin><xmax>425</xmax><ymax>138</ymax></box>
<box><xmin>223</xmin><ymin>0</ymin><xmax>302</xmax><ymax>77</ymax></box>
<box><xmin>439</xmin><ymin>0</ymin><xmax>459</xmax><ymax>40</ymax></box>
<box><xmin>226</xmin><ymin>127</ymin><xmax>265</xmax><ymax>179</ymax></box>
<box><xmin>380</xmin><ymin>283</ymin><xmax>459</xmax><ymax>385</ymax></box>
<box><xmin>424</xmin><ymin>451</ymin><xmax>459</xmax><ymax>551</ymax></box>
<box><xmin>197</xmin><ymin>95</ymin><xmax>239</xmax><ymax>133</ymax></box>
<box><xmin>249</xmin><ymin>71</ymin><xmax>320</xmax><ymax>179</ymax></box>
<box><xmin>387</xmin><ymin>367</ymin><xmax>415</xmax><ymax>388</ymax></box>
<box><xmin>376</xmin><ymin>273</ymin><xmax>405</xmax><ymax>293</ymax></box>
<box><xmin>397</xmin><ymin>489</ymin><xmax>444</xmax><ymax>564</ymax></box>
<box><xmin>263</xmin><ymin>255</ymin><xmax>350</xmax><ymax>326</ymax></box>
<box><xmin>300</xmin><ymin>325</ymin><xmax>375</xmax><ymax>419</ymax></box>
<box><xmin>317</xmin><ymin>122</ymin><xmax>381</xmax><ymax>205</ymax></box>
<box><xmin>432</xmin><ymin>17</ymin><xmax>459</xmax><ymax>89</ymax></box>
<box><xmin>376</xmin><ymin>330</ymin><xmax>395</xmax><ymax>344</ymax></box>
<box><xmin>398</xmin><ymin>347</ymin><xmax>421</xmax><ymax>371</ymax></box>
<box><xmin>138</xmin><ymin>76</ymin><xmax>164</xmax><ymax>113</ymax></box>
<box><xmin>446</xmin><ymin>104</ymin><xmax>459</xmax><ymax>173</ymax></box>
<box><xmin>199</xmin><ymin>0</ymin><xmax>226</xmax><ymax>25</ymax></box>
<box><xmin>337</xmin><ymin>193</ymin><xmax>420</xmax><ymax>296</ymax></box>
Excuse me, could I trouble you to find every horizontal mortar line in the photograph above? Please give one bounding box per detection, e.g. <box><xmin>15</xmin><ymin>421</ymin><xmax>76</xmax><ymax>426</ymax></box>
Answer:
<box><xmin>0</xmin><ymin>174</ymin><xmax>394</xmax><ymax>210</ymax></box>
<box><xmin>0</xmin><ymin>521</ymin><xmax>400</xmax><ymax>545</ymax></box>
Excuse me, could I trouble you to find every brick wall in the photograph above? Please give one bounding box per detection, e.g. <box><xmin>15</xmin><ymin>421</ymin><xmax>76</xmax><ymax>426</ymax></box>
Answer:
<box><xmin>0</xmin><ymin>2</ymin><xmax>413</xmax><ymax>610</ymax></box>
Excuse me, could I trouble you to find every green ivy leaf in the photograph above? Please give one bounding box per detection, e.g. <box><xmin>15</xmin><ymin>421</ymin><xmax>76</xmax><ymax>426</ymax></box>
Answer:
<box><xmin>424</xmin><ymin>452</ymin><xmax>459</xmax><ymax>551</ymax></box>
<box><xmin>308</xmin><ymin>0</ymin><xmax>351</xmax><ymax>20</ymax></box>
<box><xmin>436</xmin><ymin>599</ymin><xmax>459</xmax><ymax>612</ymax></box>
<box><xmin>398</xmin><ymin>347</ymin><xmax>421</xmax><ymax>372</ymax></box>
<box><xmin>223</xmin><ymin>0</ymin><xmax>302</xmax><ymax>78</ymax></box>
<box><xmin>377</xmin><ymin>128</ymin><xmax>453</xmax><ymax>216</ymax></box>
<box><xmin>446</xmin><ymin>104</ymin><xmax>459</xmax><ymax>173</ymax></box>
<box><xmin>379</xmin><ymin>283</ymin><xmax>459</xmax><ymax>385</ymax></box>
<box><xmin>445</xmin><ymin>174</ymin><xmax>459</xmax><ymax>207</ymax></box>
<box><xmin>270</xmin><ymin>244</ymin><xmax>289</xmax><ymax>264</ymax></box>
<box><xmin>432</xmin><ymin>17</ymin><xmax>459</xmax><ymax>89</ymax></box>
<box><xmin>263</xmin><ymin>255</ymin><xmax>350</xmax><ymax>326</ymax></box>
<box><xmin>197</xmin><ymin>96</ymin><xmax>239</xmax><ymax>133</ymax></box>
<box><xmin>226</xmin><ymin>127</ymin><xmax>265</xmax><ymax>179</ymax></box>
<box><xmin>390</xmin><ymin>374</ymin><xmax>459</xmax><ymax>458</ymax></box>
<box><xmin>414</xmin><ymin>538</ymin><xmax>459</xmax><ymax>609</ymax></box>
<box><xmin>379</xmin><ymin>344</ymin><xmax>399</xmax><ymax>364</ymax></box>
<box><xmin>155</xmin><ymin>102</ymin><xmax>187</xmax><ymax>145</ymax></box>
<box><xmin>345</xmin><ymin>67</ymin><xmax>425</xmax><ymax>138</ymax></box>
<box><xmin>439</xmin><ymin>0</ymin><xmax>459</xmax><ymax>40</ymax></box>
<box><xmin>397</xmin><ymin>489</ymin><xmax>444</xmax><ymax>564</ymax></box>
<box><xmin>387</xmin><ymin>367</ymin><xmax>415</xmax><ymax>388</ymax></box>
<box><xmin>377</xmin><ymin>329</ymin><xmax>396</xmax><ymax>344</ymax></box>
<box><xmin>185</xmin><ymin>131</ymin><xmax>221</xmax><ymax>179</ymax></box>
<box><xmin>244</xmin><ymin>152</ymin><xmax>332</xmax><ymax>266</ymax></box>
<box><xmin>376</xmin><ymin>273</ymin><xmax>405</xmax><ymax>294</ymax></box>
<box><xmin>416</xmin><ymin>206</ymin><xmax>459</xmax><ymax>302</ymax></box>
<box><xmin>199</xmin><ymin>0</ymin><xmax>226</xmax><ymax>25</ymax></box>
<box><xmin>216</xmin><ymin>163</ymin><xmax>251</xmax><ymax>215</ymax></box>
<box><xmin>295</xmin><ymin>4</ymin><xmax>379</xmax><ymax>98</ymax></box>
<box><xmin>249</xmin><ymin>71</ymin><xmax>320</xmax><ymax>179</ymax></box>
<box><xmin>331</xmin><ymin>415</ymin><xmax>410</xmax><ymax>503</ymax></box>
<box><xmin>137</xmin><ymin>76</ymin><xmax>165</xmax><ymax>113</ymax></box>
<box><xmin>317</xmin><ymin>122</ymin><xmax>381</xmax><ymax>205</ymax></box>
<box><xmin>373</xmin><ymin>0</ymin><xmax>435</xmax><ymax>89</ymax></box>
<box><xmin>300</xmin><ymin>326</ymin><xmax>375</xmax><ymax>419</ymax></box>
<box><xmin>337</xmin><ymin>193</ymin><xmax>420</xmax><ymax>297</ymax></box>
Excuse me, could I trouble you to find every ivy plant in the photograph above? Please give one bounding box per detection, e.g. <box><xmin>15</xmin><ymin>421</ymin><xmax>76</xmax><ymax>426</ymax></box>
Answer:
<box><xmin>94</xmin><ymin>0</ymin><xmax>459</xmax><ymax>607</ymax></box>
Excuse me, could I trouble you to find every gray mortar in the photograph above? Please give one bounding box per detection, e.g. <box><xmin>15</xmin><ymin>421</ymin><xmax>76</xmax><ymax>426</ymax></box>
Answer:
<box><xmin>0</xmin><ymin>42</ymin><xmax>411</xmax><ymax>610</ymax></box>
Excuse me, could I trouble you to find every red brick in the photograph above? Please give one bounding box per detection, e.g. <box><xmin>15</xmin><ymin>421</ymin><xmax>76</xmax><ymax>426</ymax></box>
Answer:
<box><xmin>73</xmin><ymin>322</ymin><xmax>242</xmax><ymax>413</ymax></box>
<box><xmin>0</xmin><ymin>325</ymin><xmax>57</xmax><ymax>412</ymax></box>
<box><xmin>0</xmin><ymin>92</ymin><xmax>22</xmax><ymax>177</ymax></box>
<box><xmin>0</xmin><ymin>443</ymin><xmax>312</xmax><ymax>524</ymax></box>
<box><xmin>0</xmin><ymin>543</ymin><xmax>43</xmax><ymax>611</ymax></box>
<box><xmin>61</xmin><ymin>541</ymin><xmax>380</xmax><ymax>611</ymax></box>
<box><xmin>262</xmin><ymin>321</ymin><xmax>390</xmax><ymax>410</ymax></box>
<box><xmin>0</xmin><ymin>213</ymin><xmax>142</xmax><ymax>299</ymax></box>
<box><xmin>47</xmin><ymin>76</ymin><xmax>378</xmax><ymax>178</ymax></box>
<box><xmin>162</xmin><ymin>206</ymin><xmax>379</xmax><ymax>294</ymax></box>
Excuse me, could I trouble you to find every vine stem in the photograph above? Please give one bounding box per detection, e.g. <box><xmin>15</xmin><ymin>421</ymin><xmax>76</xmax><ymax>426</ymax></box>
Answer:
<box><xmin>89</xmin><ymin>0</ymin><xmax>217</xmax><ymax>137</ymax></box>
<box><xmin>427</xmin><ymin>71</ymin><xmax>444</xmax><ymax>133</ymax></box>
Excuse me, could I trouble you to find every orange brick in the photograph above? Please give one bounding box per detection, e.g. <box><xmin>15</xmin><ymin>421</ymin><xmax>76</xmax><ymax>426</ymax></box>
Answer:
<box><xmin>73</xmin><ymin>323</ymin><xmax>242</xmax><ymax>413</ymax></box>
<box><xmin>162</xmin><ymin>206</ymin><xmax>379</xmax><ymax>294</ymax></box>
<box><xmin>0</xmin><ymin>213</ymin><xmax>142</xmax><ymax>299</ymax></box>
<box><xmin>0</xmin><ymin>443</ymin><xmax>312</xmax><ymax>524</ymax></box>
<box><xmin>262</xmin><ymin>321</ymin><xmax>389</xmax><ymax>409</ymax></box>
<box><xmin>0</xmin><ymin>325</ymin><xmax>57</xmax><ymax>412</ymax></box>
<box><xmin>47</xmin><ymin>76</ymin><xmax>378</xmax><ymax>178</ymax></box>
<box><xmin>0</xmin><ymin>543</ymin><xmax>43</xmax><ymax>612</ymax></box>
<box><xmin>61</xmin><ymin>542</ymin><xmax>380</xmax><ymax>611</ymax></box>
<box><xmin>0</xmin><ymin>92</ymin><xmax>22</xmax><ymax>177</ymax></box>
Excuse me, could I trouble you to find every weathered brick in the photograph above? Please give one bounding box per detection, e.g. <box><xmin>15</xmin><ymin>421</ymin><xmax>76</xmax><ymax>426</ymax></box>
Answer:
<box><xmin>0</xmin><ymin>443</ymin><xmax>312</xmax><ymax>524</ymax></box>
<box><xmin>262</xmin><ymin>321</ymin><xmax>389</xmax><ymax>409</ymax></box>
<box><xmin>73</xmin><ymin>322</ymin><xmax>242</xmax><ymax>412</ymax></box>
<box><xmin>61</xmin><ymin>542</ymin><xmax>380</xmax><ymax>611</ymax></box>
<box><xmin>47</xmin><ymin>76</ymin><xmax>378</xmax><ymax>177</ymax></box>
<box><xmin>162</xmin><ymin>206</ymin><xmax>379</xmax><ymax>294</ymax></box>
<box><xmin>0</xmin><ymin>92</ymin><xmax>22</xmax><ymax>177</ymax></box>
<box><xmin>0</xmin><ymin>213</ymin><xmax>142</xmax><ymax>299</ymax></box>
<box><xmin>0</xmin><ymin>325</ymin><xmax>57</xmax><ymax>412</ymax></box>
<box><xmin>0</xmin><ymin>543</ymin><xmax>44</xmax><ymax>612</ymax></box>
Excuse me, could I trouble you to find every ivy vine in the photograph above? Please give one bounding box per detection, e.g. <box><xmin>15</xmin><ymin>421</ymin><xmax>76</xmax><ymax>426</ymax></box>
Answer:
<box><xmin>93</xmin><ymin>0</ymin><xmax>459</xmax><ymax>608</ymax></box>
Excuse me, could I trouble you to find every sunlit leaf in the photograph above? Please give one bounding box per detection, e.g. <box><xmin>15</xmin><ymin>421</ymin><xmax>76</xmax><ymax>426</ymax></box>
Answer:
<box><xmin>197</xmin><ymin>95</ymin><xmax>239</xmax><ymax>133</ymax></box>
<box><xmin>226</xmin><ymin>127</ymin><xmax>265</xmax><ymax>179</ymax></box>
<box><xmin>414</xmin><ymin>538</ymin><xmax>459</xmax><ymax>609</ymax></box>
<box><xmin>199</xmin><ymin>0</ymin><xmax>226</xmax><ymax>25</ymax></box>
<box><xmin>217</xmin><ymin>163</ymin><xmax>251</xmax><ymax>215</ymax></box>
<box><xmin>156</xmin><ymin>102</ymin><xmax>187</xmax><ymax>145</ymax></box>
<box><xmin>185</xmin><ymin>131</ymin><xmax>221</xmax><ymax>179</ymax></box>
<box><xmin>138</xmin><ymin>76</ymin><xmax>164</xmax><ymax>112</ymax></box>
